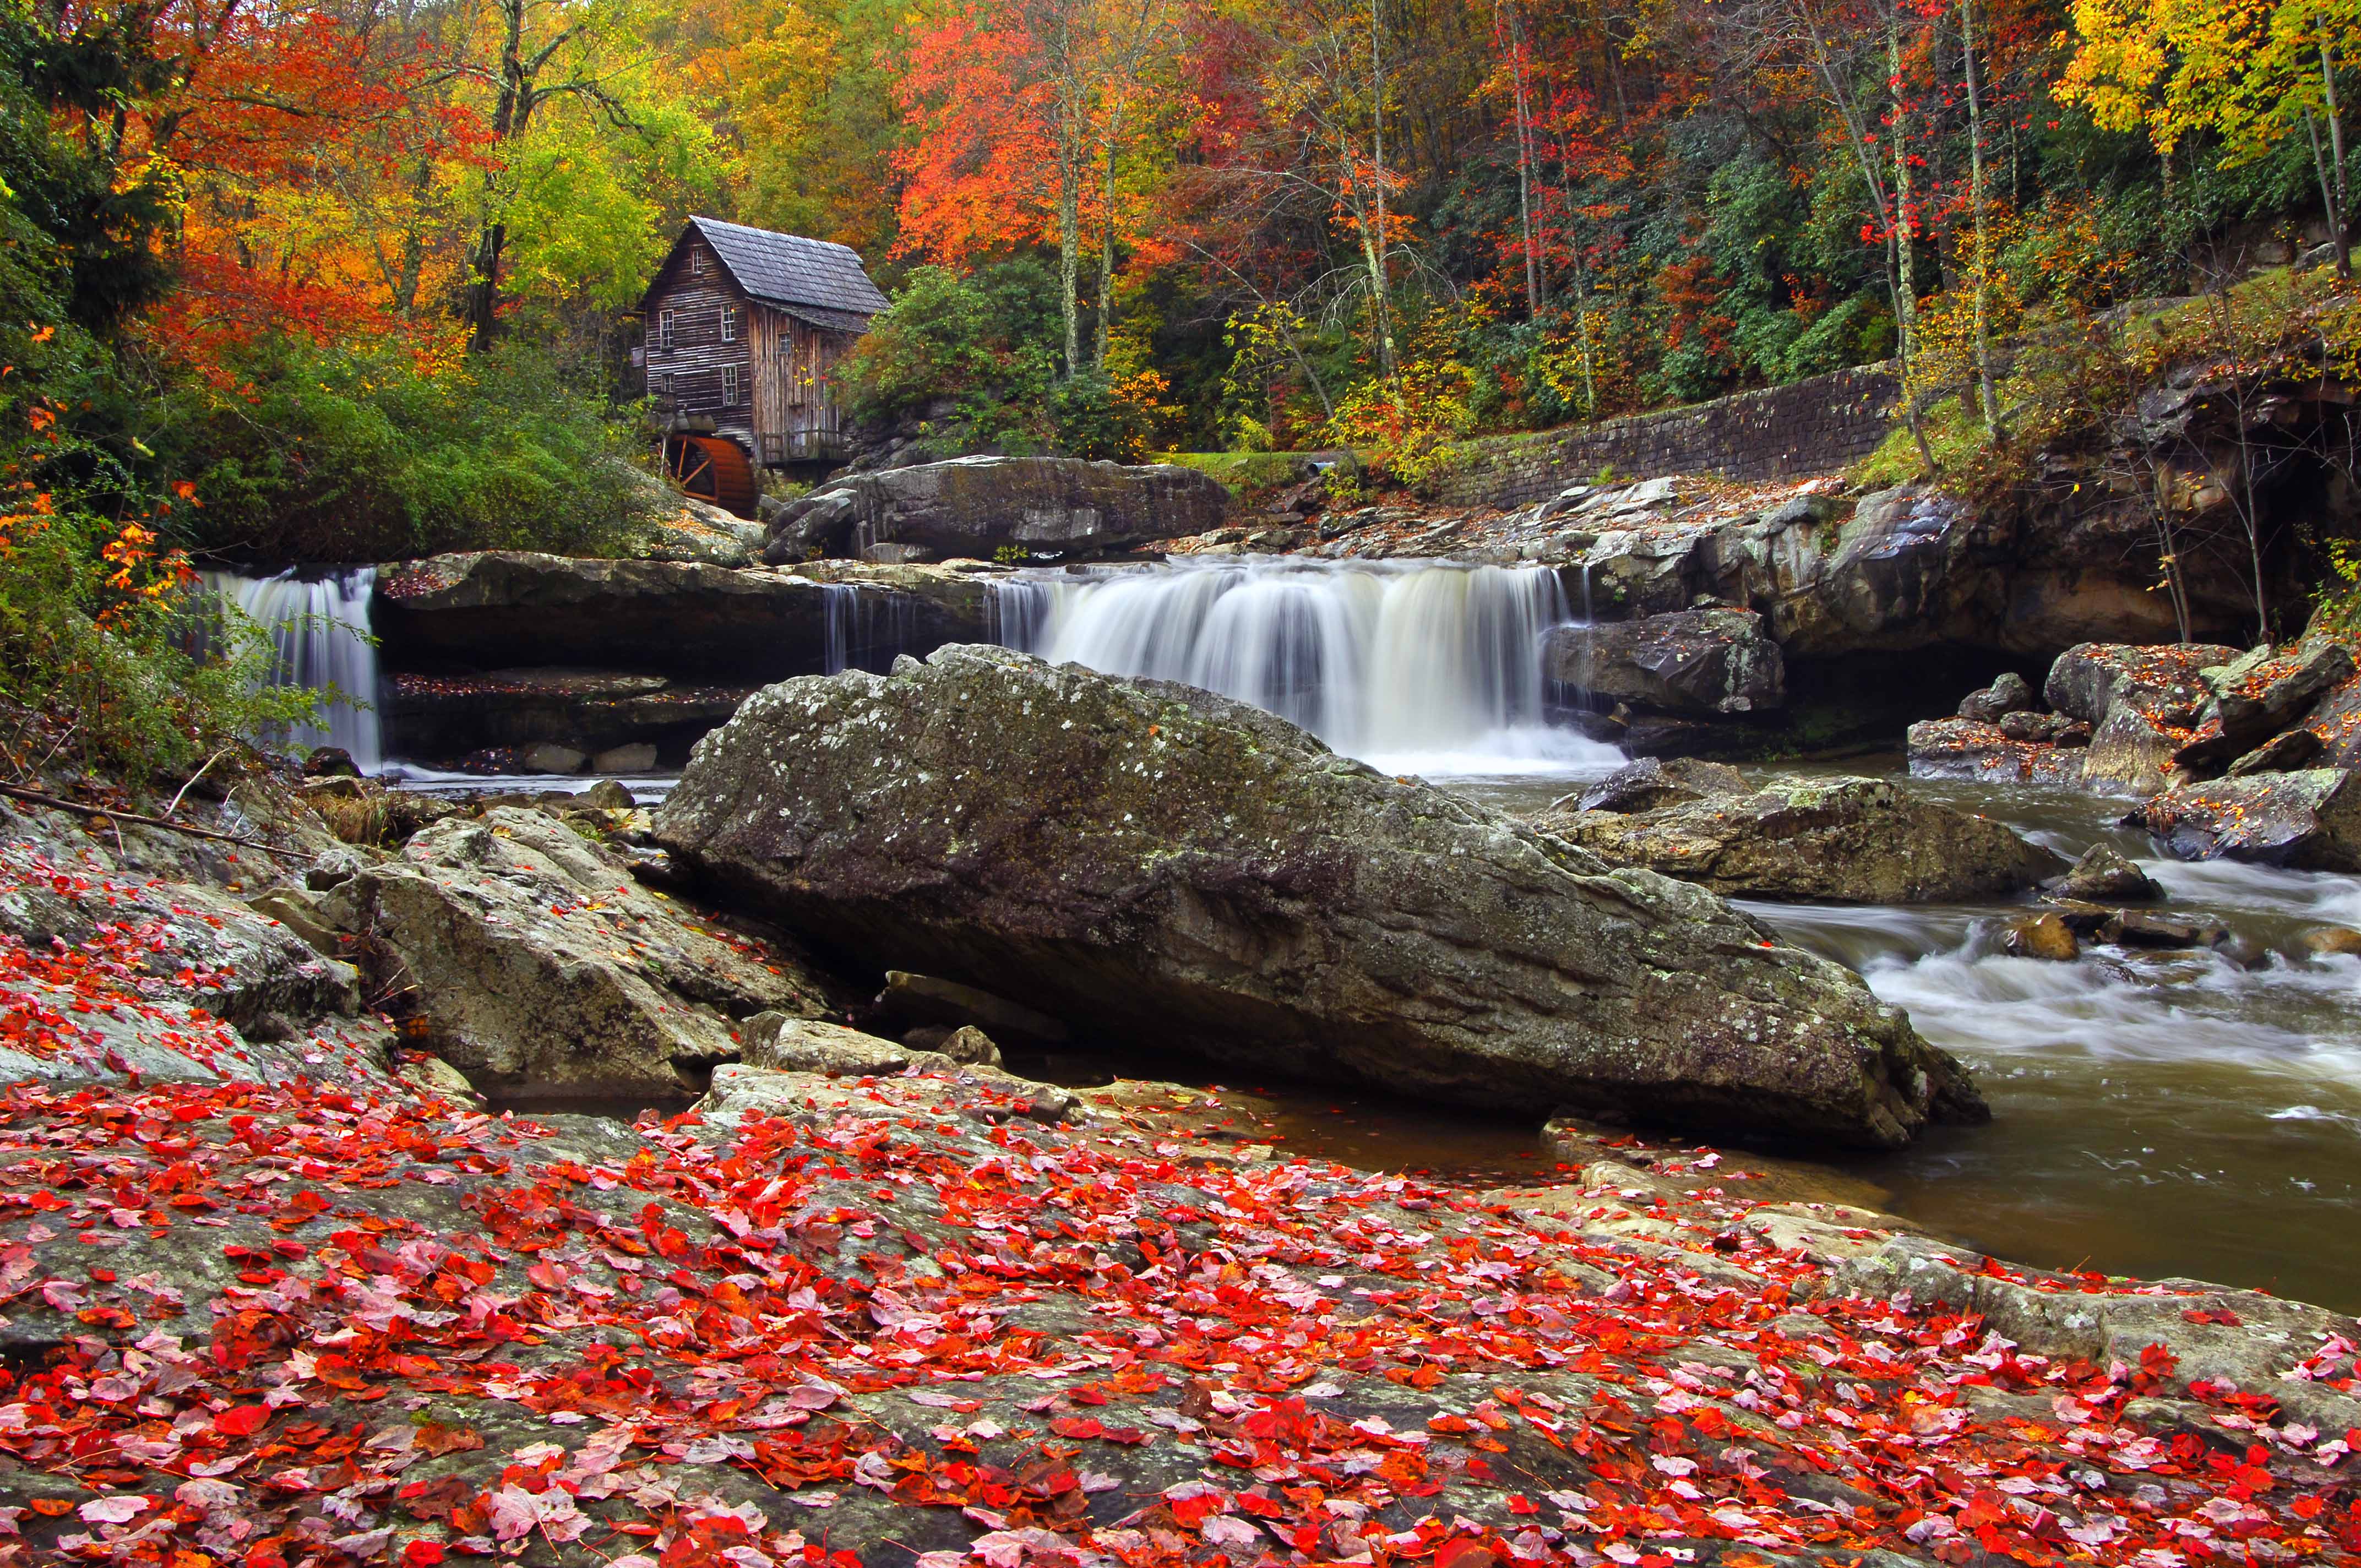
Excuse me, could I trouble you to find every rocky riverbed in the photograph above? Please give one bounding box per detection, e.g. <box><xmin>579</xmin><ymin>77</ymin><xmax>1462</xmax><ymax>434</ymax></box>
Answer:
<box><xmin>1</xmin><ymin>754</ymin><xmax>2357</xmax><ymax>1567</ymax></box>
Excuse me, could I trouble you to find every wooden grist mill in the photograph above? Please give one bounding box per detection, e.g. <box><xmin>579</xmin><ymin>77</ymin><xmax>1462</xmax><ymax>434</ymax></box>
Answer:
<box><xmin>638</xmin><ymin>216</ymin><xmax>890</xmax><ymax>517</ymax></box>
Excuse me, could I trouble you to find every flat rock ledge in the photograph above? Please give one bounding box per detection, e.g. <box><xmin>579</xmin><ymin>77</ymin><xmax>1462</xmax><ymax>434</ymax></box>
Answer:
<box><xmin>654</xmin><ymin>644</ymin><xmax>1982</xmax><ymax>1149</ymax></box>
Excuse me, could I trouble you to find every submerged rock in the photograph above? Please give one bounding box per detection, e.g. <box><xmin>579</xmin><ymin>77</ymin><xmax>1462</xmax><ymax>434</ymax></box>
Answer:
<box><xmin>2042</xmin><ymin>842</ymin><xmax>2163</xmax><ymax>902</ymax></box>
<box><xmin>1535</xmin><ymin>775</ymin><xmax>2068</xmax><ymax>905</ymax></box>
<box><xmin>656</xmin><ymin>646</ymin><xmax>1982</xmax><ymax>1148</ymax></box>
<box><xmin>1564</xmin><ymin>756</ymin><xmax>1749</xmax><ymax>814</ymax></box>
<box><xmin>1542</xmin><ymin>607</ymin><xmax>1784</xmax><ymax>715</ymax></box>
<box><xmin>2001</xmin><ymin>913</ymin><xmax>2079</xmax><ymax>961</ymax></box>
<box><xmin>2137</xmin><ymin>768</ymin><xmax>2361</xmax><ymax>870</ymax></box>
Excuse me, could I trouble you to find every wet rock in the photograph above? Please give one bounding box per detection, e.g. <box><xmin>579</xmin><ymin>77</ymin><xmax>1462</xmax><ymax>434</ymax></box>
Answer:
<box><xmin>521</xmin><ymin>742</ymin><xmax>587</xmax><ymax>775</ymax></box>
<box><xmin>1905</xmin><ymin>718</ymin><xmax>2085</xmax><ymax>787</ymax></box>
<box><xmin>2041</xmin><ymin>899</ymin><xmax>2120</xmax><ymax>935</ymax></box>
<box><xmin>2042</xmin><ymin>843</ymin><xmax>2162</xmax><ymax>902</ymax></box>
<box><xmin>1956</xmin><ymin>672</ymin><xmax>2036</xmax><ymax>722</ymax></box>
<box><xmin>2226</xmin><ymin>726</ymin><xmax>2323</xmax><ymax>776</ymax></box>
<box><xmin>874</xmin><ymin>970</ymin><xmax>1069</xmax><ymax>1047</ymax></box>
<box><xmin>396</xmin><ymin>1052</ymin><xmax>482</xmax><ymax>1103</ymax></box>
<box><xmin>657</xmin><ymin>646</ymin><xmax>1982</xmax><ymax>1148</ymax></box>
<box><xmin>1563</xmin><ymin>756</ymin><xmax>1749</xmax><ymax>814</ymax></box>
<box><xmin>2099</xmin><ymin>910</ymin><xmax>2231</xmax><ymax>950</ymax></box>
<box><xmin>301</xmin><ymin>746</ymin><xmax>361</xmax><ymax>778</ymax></box>
<box><xmin>764</xmin><ymin>456</ymin><xmax>1231</xmax><ymax>564</ymax></box>
<box><xmin>2001</xmin><ymin>913</ymin><xmax>2079</xmax><ymax>961</ymax></box>
<box><xmin>335</xmin><ymin>808</ymin><xmax>834</xmax><ymax>1094</ymax></box>
<box><xmin>2053</xmin><ymin>720</ymin><xmax>2093</xmax><ymax>748</ymax></box>
<box><xmin>591</xmin><ymin>742</ymin><xmax>660</xmax><ymax>772</ymax></box>
<box><xmin>1543</xmin><ymin>607</ymin><xmax>1783</xmax><ymax>715</ymax></box>
<box><xmin>2300</xmin><ymin>925</ymin><xmax>2361</xmax><ymax>957</ymax></box>
<box><xmin>1535</xmin><ymin>774</ymin><xmax>2068</xmax><ymax>905</ymax></box>
<box><xmin>2137</xmin><ymin>767</ymin><xmax>2361</xmax><ymax>870</ymax></box>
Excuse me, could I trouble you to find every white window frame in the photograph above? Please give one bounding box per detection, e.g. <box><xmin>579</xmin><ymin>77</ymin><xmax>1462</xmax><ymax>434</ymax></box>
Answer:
<box><xmin>658</xmin><ymin>309</ymin><xmax>676</xmax><ymax>350</ymax></box>
<box><xmin>721</xmin><ymin>364</ymin><xmax>741</xmax><ymax>407</ymax></box>
<box><xmin>720</xmin><ymin>306</ymin><xmax>738</xmax><ymax>343</ymax></box>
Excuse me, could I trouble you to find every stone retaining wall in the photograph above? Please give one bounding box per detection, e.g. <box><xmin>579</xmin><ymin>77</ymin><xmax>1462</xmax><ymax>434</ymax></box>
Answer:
<box><xmin>1429</xmin><ymin>364</ymin><xmax>1901</xmax><ymax>509</ymax></box>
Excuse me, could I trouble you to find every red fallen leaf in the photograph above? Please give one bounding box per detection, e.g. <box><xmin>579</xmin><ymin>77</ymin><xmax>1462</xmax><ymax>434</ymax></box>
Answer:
<box><xmin>2183</xmin><ymin>1306</ymin><xmax>2244</xmax><ymax>1326</ymax></box>
<box><xmin>402</xmin><ymin>1544</ymin><xmax>446</xmax><ymax>1566</ymax></box>
<box><xmin>1435</xmin><ymin>1540</ymin><xmax>1497</xmax><ymax>1568</ymax></box>
<box><xmin>414</xmin><ymin>1423</ymin><xmax>484</xmax><ymax>1456</ymax></box>
<box><xmin>1049</xmin><ymin>1415</ymin><xmax>1103</xmax><ymax>1440</ymax></box>
<box><xmin>1506</xmin><ymin>1494</ymin><xmax>1539</xmax><ymax>1515</ymax></box>
<box><xmin>26</xmin><ymin>1499</ymin><xmax>72</xmax><ymax>1517</ymax></box>
<box><xmin>215</xmin><ymin>1404</ymin><xmax>270</xmax><ymax>1436</ymax></box>
<box><xmin>2292</xmin><ymin>1495</ymin><xmax>2325</xmax><ymax>1520</ymax></box>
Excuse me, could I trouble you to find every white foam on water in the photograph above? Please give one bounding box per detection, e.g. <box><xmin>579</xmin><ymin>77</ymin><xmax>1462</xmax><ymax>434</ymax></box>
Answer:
<box><xmin>199</xmin><ymin>568</ymin><xmax>382</xmax><ymax>771</ymax></box>
<box><xmin>987</xmin><ymin>554</ymin><xmax>1608</xmax><ymax>774</ymax></box>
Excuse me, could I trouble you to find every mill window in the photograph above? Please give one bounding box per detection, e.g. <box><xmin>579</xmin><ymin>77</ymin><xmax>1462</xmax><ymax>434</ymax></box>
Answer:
<box><xmin>658</xmin><ymin>309</ymin><xmax>675</xmax><ymax>350</ymax></box>
<box><xmin>722</xmin><ymin>364</ymin><xmax>741</xmax><ymax>407</ymax></box>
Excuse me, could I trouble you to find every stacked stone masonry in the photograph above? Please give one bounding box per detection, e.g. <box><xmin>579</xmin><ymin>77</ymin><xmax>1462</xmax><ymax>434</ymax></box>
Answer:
<box><xmin>1429</xmin><ymin>364</ymin><xmax>1901</xmax><ymax>509</ymax></box>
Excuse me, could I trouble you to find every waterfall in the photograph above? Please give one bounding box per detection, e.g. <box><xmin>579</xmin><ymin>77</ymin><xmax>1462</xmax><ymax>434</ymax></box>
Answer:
<box><xmin>199</xmin><ymin>568</ymin><xmax>383</xmax><ymax>771</ymax></box>
<box><xmin>821</xmin><ymin>582</ymin><xmax>922</xmax><ymax>675</ymax></box>
<box><xmin>988</xmin><ymin>557</ymin><xmax>1617</xmax><ymax>772</ymax></box>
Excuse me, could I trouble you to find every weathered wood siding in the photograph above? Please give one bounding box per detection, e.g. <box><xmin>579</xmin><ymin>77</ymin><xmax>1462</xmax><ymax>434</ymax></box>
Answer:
<box><xmin>642</xmin><ymin>233</ymin><xmax>757</xmax><ymax>451</ymax></box>
<box><xmin>748</xmin><ymin>307</ymin><xmax>856</xmax><ymax>463</ymax></box>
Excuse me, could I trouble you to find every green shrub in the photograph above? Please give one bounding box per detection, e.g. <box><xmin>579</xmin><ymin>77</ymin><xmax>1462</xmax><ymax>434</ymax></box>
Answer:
<box><xmin>157</xmin><ymin>337</ymin><xmax>663</xmax><ymax>563</ymax></box>
<box><xmin>0</xmin><ymin>510</ymin><xmax>320</xmax><ymax>781</ymax></box>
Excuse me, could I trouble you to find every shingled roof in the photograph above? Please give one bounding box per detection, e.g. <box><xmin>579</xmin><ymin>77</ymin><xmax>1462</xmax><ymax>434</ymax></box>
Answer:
<box><xmin>641</xmin><ymin>217</ymin><xmax>890</xmax><ymax>334</ymax></box>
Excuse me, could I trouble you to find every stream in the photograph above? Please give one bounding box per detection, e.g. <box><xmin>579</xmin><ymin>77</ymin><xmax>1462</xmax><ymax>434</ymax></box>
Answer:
<box><xmin>1452</xmin><ymin>761</ymin><xmax>2361</xmax><ymax>1314</ymax></box>
<box><xmin>211</xmin><ymin>560</ymin><xmax>2361</xmax><ymax>1310</ymax></box>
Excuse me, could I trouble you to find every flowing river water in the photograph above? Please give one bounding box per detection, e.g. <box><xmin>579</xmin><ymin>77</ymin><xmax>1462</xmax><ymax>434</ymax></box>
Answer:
<box><xmin>212</xmin><ymin>558</ymin><xmax>2361</xmax><ymax>1311</ymax></box>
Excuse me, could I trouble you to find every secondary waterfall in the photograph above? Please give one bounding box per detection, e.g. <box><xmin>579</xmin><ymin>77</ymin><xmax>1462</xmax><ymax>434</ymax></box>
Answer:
<box><xmin>988</xmin><ymin>557</ymin><xmax>1616</xmax><ymax>772</ymax></box>
<box><xmin>820</xmin><ymin>582</ymin><xmax>922</xmax><ymax>675</ymax></box>
<box><xmin>199</xmin><ymin>568</ymin><xmax>384</xmax><ymax>771</ymax></box>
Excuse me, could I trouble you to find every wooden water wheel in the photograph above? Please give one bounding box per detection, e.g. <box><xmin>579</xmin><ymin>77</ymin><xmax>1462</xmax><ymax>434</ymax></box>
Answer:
<box><xmin>663</xmin><ymin>434</ymin><xmax>760</xmax><ymax>519</ymax></box>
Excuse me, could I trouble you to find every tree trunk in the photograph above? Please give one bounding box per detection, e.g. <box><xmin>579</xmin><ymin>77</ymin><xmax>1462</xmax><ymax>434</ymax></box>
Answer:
<box><xmin>2320</xmin><ymin>47</ymin><xmax>2352</xmax><ymax>280</ymax></box>
<box><xmin>1961</xmin><ymin>0</ymin><xmax>2002</xmax><ymax>438</ymax></box>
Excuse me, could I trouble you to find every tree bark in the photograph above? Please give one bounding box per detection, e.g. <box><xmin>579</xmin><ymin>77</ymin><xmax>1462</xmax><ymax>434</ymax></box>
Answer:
<box><xmin>1961</xmin><ymin>0</ymin><xmax>2002</xmax><ymax>437</ymax></box>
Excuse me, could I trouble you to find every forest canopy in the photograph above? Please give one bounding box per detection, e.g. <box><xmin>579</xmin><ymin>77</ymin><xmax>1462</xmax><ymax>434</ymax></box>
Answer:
<box><xmin>0</xmin><ymin>0</ymin><xmax>2354</xmax><ymax>539</ymax></box>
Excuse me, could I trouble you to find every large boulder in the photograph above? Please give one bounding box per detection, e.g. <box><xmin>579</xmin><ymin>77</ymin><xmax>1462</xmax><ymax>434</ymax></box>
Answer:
<box><xmin>1532</xmin><ymin>775</ymin><xmax>2068</xmax><ymax>903</ymax></box>
<box><xmin>764</xmin><ymin>456</ymin><xmax>1232</xmax><ymax>564</ymax></box>
<box><xmin>1543</xmin><ymin>607</ymin><xmax>1783</xmax><ymax>715</ymax></box>
<box><xmin>374</xmin><ymin>552</ymin><xmax>992</xmax><ymax>680</ymax></box>
<box><xmin>320</xmin><ymin>808</ymin><xmax>836</xmax><ymax>1093</ymax></box>
<box><xmin>2171</xmin><ymin>636</ymin><xmax>2356</xmax><ymax>772</ymax></box>
<box><xmin>654</xmin><ymin>645</ymin><xmax>1983</xmax><ymax>1148</ymax></box>
<box><xmin>2042</xmin><ymin>642</ymin><xmax>2238</xmax><ymax>794</ymax></box>
<box><xmin>2043</xmin><ymin>641</ymin><xmax>2237</xmax><ymax>725</ymax></box>
<box><xmin>2136</xmin><ymin>767</ymin><xmax>2361</xmax><ymax>870</ymax></box>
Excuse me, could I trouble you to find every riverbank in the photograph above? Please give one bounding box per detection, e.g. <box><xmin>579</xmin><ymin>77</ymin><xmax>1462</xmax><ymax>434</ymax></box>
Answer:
<box><xmin>0</xmin><ymin>767</ymin><xmax>2354</xmax><ymax>1565</ymax></box>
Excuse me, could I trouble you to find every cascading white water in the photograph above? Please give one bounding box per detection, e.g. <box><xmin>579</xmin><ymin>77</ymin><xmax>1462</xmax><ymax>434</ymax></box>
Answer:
<box><xmin>988</xmin><ymin>557</ymin><xmax>1620</xmax><ymax>773</ymax></box>
<box><xmin>199</xmin><ymin>568</ymin><xmax>383</xmax><ymax>771</ymax></box>
<box><xmin>820</xmin><ymin>582</ymin><xmax>922</xmax><ymax>675</ymax></box>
